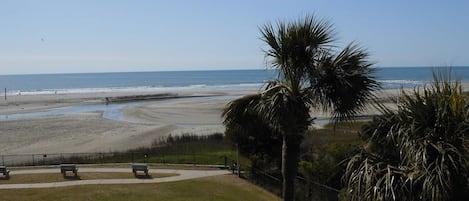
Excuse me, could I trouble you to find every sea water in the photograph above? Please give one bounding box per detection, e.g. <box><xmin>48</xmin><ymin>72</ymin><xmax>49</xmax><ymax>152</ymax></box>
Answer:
<box><xmin>375</xmin><ymin>67</ymin><xmax>469</xmax><ymax>89</ymax></box>
<box><xmin>1</xmin><ymin>67</ymin><xmax>468</xmax><ymax>96</ymax></box>
<box><xmin>0</xmin><ymin>70</ymin><xmax>275</xmax><ymax>96</ymax></box>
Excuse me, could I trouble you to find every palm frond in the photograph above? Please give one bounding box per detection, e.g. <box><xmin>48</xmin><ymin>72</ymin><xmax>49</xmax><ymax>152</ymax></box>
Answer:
<box><xmin>311</xmin><ymin>43</ymin><xmax>380</xmax><ymax>122</ymax></box>
<box><xmin>344</xmin><ymin>71</ymin><xmax>469</xmax><ymax>201</ymax></box>
<box><xmin>222</xmin><ymin>93</ymin><xmax>261</xmax><ymax>127</ymax></box>
<box><xmin>260</xmin><ymin>14</ymin><xmax>337</xmax><ymax>94</ymax></box>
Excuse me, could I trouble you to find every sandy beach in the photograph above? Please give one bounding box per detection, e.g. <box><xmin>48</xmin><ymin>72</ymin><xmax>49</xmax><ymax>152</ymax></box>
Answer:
<box><xmin>0</xmin><ymin>90</ymin><xmax>247</xmax><ymax>155</ymax></box>
<box><xmin>0</xmin><ymin>84</ymin><xmax>466</xmax><ymax>155</ymax></box>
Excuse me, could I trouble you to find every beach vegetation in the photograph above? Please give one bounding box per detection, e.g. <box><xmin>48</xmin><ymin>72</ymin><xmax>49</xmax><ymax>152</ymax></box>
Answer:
<box><xmin>222</xmin><ymin>14</ymin><xmax>379</xmax><ymax>201</ymax></box>
<box><xmin>100</xmin><ymin>133</ymin><xmax>241</xmax><ymax>165</ymax></box>
<box><xmin>343</xmin><ymin>72</ymin><xmax>469</xmax><ymax>201</ymax></box>
<box><xmin>43</xmin><ymin>133</ymin><xmax>243</xmax><ymax>167</ymax></box>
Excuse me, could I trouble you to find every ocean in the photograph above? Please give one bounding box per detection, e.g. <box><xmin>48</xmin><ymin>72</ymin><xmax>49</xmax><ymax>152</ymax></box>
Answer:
<box><xmin>0</xmin><ymin>67</ymin><xmax>468</xmax><ymax>95</ymax></box>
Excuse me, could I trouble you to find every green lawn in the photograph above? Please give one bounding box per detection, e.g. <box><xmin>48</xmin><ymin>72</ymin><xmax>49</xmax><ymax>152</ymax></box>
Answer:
<box><xmin>0</xmin><ymin>175</ymin><xmax>281</xmax><ymax>201</ymax></box>
<box><xmin>0</xmin><ymin>173</ymin><xmax>177</xmax><ymax>184</ymax></box>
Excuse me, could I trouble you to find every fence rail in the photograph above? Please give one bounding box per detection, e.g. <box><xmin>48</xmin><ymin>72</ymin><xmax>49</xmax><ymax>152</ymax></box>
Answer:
<box><xmin>235</xmin><ymin>162</ymin><xmax>341</xmax><ymax>201</ymax></box>
<box><xmin>0</xmin><ymin>151</ymin><xmax>233</xmax><ymax>168</ymax></box>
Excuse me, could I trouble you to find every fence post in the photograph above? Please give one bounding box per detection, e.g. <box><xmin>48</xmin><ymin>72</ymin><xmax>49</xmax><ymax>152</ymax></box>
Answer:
<box><xmin>193</xmin><ymin>152</ymin><xmax>196</xmax><ymax>165</ymax></box>
<box><xmin>1</xmin><ymin>155</ymin><xmax>4</xmax><ymax>166</ymax></box>
<box><xmin>32</xmin><ymin>154</ymin><xmax>35</xmax><ymax>166</ymax></box>
<box><xmin>224</xmin><ymin>155</ymin><xmax>227</xmax><ymax>169</ymax></box>
<box><xmin>236</xmin><ymin>144</ymin><xmax>240</xmax><ymax>177</ymax></box>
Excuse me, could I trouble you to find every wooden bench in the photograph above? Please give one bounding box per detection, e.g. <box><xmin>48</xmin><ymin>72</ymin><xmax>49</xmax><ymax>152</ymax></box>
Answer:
<box><xmin>132</xmin><ymin>163</ymin><xmax>149</xmax><ymax>176</ymax></box>
<box><xmin>60</xmin><ymin>164</ymin><xmax>78</xmax><ymax>177</ymax></box>
<box><xmin>0</xmin><ymin>166</ymin><xmax>10</xmax><ymax>178</ymax></box>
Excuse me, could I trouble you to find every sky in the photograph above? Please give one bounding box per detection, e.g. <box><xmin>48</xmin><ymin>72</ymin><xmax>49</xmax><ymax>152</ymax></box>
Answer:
<box><xmin>1</xmin><ymin>0</ymin><xmax>468</xmax><ymax>75</ymax></box>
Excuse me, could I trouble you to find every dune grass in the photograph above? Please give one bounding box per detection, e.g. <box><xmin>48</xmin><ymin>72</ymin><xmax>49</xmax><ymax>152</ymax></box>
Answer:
<box><xmin>79</xmin><ymin>134</ymin><xmax>242</xmax><ymax>166</ymax></box>
<box><xmin>304</xmin><ymin>121</ymin><xmax>366</xmax><ymax>147</ymax></box>
<box><xmin>92</xmin><ymin>134</ymin><xmax>251</xmax><ymax>167</ymax></box>
<box><xmin>0</xmin><ymin>172</ymin><xmax>177</xmax><ymax>184</ymax></box>
<box><xmin>0</xmin><ymin>175</ymin><xmax>281</xmax><ymax>201</ymax></box>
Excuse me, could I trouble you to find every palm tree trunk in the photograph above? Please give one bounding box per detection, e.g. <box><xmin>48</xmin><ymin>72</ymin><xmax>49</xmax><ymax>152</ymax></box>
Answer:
<box><xmin>282</xmin><ymin>135</ymin><xmax>301</xmax><ymax>201</ymax></box>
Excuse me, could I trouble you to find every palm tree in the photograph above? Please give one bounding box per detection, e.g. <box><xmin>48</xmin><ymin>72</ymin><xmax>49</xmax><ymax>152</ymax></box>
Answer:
<box><xmin>222</xmin><ymin>15</ymin><xmax>379</xmax><ymax>201</ymax></box>
<box><xmin>344</xmin><ymin>72</ymin><xmax>469</xmax><ymax>201</ymax></box>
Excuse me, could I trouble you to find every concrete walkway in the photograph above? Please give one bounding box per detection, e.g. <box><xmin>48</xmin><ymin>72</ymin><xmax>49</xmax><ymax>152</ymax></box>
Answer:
<box><xmin>0</xmin><ymin>168</ymin><xmax>229</xmax><ymax>189</ymax></box>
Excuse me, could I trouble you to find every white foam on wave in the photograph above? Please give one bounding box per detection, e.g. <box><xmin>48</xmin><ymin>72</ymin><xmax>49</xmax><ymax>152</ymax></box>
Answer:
<box><xmin>379</xmin><ymin>80</ymin><xmax>426</xmax><ymax>84</ymax></box>
<box><xmin>379</xmin><ymin>79</ymin><xmax>427</xmax><ymax>89</ymax></box>
<box><xmin>5</xmin><ymin>83</ymin><xmax>265</xmax><ymax>96</ymax></box>
<box><xmin>7</xmin><ymin>80</ymin><xmax>433</xmax><ymax>96</ymax></box>
<box><xmin>6</xmin><ymin>80</ymin><xmax>429</xmax><ymax>96</ymax></box>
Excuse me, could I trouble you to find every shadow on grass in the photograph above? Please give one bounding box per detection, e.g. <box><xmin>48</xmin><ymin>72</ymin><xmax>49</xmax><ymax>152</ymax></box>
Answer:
<box><xmin>0</xmin><ymin>176</ymin><xmax>10</xmax><ymax>180</ymax></box>
<box><xmin>63</xmin><ymin>175</ymin><xmax>81</xmax><ymax>180</ymax></box>
<box><xmin>134</xmin><ymin>174</ymin><xmax>153</xmax><ymax>179</ymax></box>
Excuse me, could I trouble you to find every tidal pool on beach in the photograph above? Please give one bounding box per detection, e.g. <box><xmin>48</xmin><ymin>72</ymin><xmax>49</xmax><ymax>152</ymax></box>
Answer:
<box><xmin>0</xmin><ymin>101</ymin><xmax>143</xmax><ymax>122</ymax></box>
<box><xmin>0</xmin><ymin>95</ymin><xmax>333</xmax><ymax>127</ymax></box>
<box><xmin>0</xmin><ymin>95</ymin><xmax>237</xmax><ymax>124</ymax></box>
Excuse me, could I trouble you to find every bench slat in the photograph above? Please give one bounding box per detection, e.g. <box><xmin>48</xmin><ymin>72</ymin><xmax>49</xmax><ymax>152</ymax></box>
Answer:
<box><xmin>60</xmin><ymin>164</ymin><xmax>78</xmax><ymax>177</ymax></box>
<box><xmin>132</xmin><ymin>163</ymin><xmax>149</xmax><ymax>176</ymax></box>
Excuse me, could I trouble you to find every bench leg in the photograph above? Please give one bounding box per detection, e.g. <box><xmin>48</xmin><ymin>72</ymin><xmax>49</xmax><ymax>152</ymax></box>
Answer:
<box><xmin>2</xmin><ymin>171</ymin><xmax>9</xmax><ymax>179</ymax></box>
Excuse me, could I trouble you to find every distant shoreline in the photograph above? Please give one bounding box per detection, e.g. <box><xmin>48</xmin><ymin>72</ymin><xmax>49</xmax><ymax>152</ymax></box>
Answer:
<box><xmin>2</xmin><ymin>67</ymin><xmax>469</xmax><ymax>97</ymax></box>
<box><xmin>2</xmin><ymin>66</ymin><xmax>469</xmax><ymax>76</ymax></box>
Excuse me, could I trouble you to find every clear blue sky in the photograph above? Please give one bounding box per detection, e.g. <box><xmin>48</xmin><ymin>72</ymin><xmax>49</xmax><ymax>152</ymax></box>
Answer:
<box><xmin>1</xmin><ymin>0</ymin><xmax>468</xmax><ymax>74</ymax></box>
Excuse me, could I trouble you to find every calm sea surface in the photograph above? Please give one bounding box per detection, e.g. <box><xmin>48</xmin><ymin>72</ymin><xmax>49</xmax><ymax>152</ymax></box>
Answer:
<box><xmin>0</xmin><ymin>67</ymin><xmax>468</xmax><ymax>95</ymax></box>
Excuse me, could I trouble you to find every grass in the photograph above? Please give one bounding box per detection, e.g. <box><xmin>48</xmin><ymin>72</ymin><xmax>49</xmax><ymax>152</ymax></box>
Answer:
<box><xmin>78</xmin><ymin>164</ymin><xmax>221</xmax><ymax>170</ymax></box>
<box><xmin>81</xmin><ymin>133</ymin><xmax>253</xmax><ymax>168</ymax></box>
<box><xmin>0</xmin><ymin>173</ymin><xmax>178</xmax><ymax>184</ymax></box>
<box><xmin>9</xmin><ymin>163</ymin><xmax>219</xmax><ymax>170</ymax></box>
<box><xmin>76</xmin><ymin>134</ymin><xmax>240</xmax><ymax>166</ymax></box>
<box><xmin>132</xmin><ymin>150</ymin><xmax>237</xmax><ymax>165</ymax></box>
<box><xmin>6</xmin><ymin>133</ymin><xmax>248</xmax><ymax>169</ymax></box>
<box><xmin>0</xmin><ymin>175</ymin><xmax>281</xmax><ymax>201</ymax></box>
<box><xmin>304</xmin><ymin>121</ymin><xmax>367</xmax><ymax>147</ymax></box>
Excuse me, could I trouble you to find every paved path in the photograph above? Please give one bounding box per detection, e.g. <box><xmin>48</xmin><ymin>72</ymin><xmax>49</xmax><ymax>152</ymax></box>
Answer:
<box><xmin>0</xmin><ymin>168</ymin><xmax>229</xmax><ymax>189</ymax></box>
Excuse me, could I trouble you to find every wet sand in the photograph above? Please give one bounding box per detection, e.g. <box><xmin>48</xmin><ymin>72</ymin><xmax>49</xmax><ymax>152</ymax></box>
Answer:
<box><xmin>0</xmin><ymin>84</ymin><xmax>466</xmax><ymax>155</ymax></box>
<box><xmin>0</xmin><ymin>90</ymin><xmax>244</xmax><ymax>154</ymax></box>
